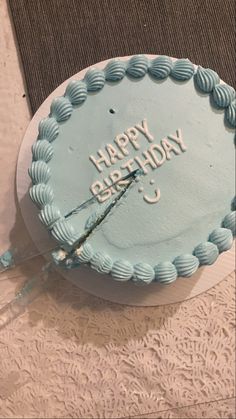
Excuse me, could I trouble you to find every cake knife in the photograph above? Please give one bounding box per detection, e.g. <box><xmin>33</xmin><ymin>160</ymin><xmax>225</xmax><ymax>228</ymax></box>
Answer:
<box><xmin>0</xmin><ymin>169</ymin><xmax>142</xmax><ymax>330</ymax></box>
<box><xmin>0</xmin><ymin>169</ymin><xmax>143</xmax><ymax>274</ymax></box>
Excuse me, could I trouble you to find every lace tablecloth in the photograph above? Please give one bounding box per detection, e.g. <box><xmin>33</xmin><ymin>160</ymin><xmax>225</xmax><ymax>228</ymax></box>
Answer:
<box><xmin>0</xmin><ymin>2</ymin><xmax>235</xmax><ymax>417</ymax></box>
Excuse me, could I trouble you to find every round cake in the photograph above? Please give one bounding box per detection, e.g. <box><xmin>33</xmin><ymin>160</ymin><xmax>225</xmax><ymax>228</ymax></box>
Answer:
<box><xmin>28</xmin><ymin>55</ymin><xmax>235</xmax><ymax>285</ymax></box>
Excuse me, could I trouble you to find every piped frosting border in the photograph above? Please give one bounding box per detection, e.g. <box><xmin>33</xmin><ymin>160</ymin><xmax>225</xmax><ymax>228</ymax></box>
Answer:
<box><xmin>28</xmin><ymin>55</ymin><xmax>236</xmax><ymax>284</ymax></box>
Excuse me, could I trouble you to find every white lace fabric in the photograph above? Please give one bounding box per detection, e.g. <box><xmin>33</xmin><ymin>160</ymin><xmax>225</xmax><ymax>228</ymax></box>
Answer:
<box><xmin>0</xmin><ymin>271</ymin><xmax>235</xmax><ymax>418</ymax></box>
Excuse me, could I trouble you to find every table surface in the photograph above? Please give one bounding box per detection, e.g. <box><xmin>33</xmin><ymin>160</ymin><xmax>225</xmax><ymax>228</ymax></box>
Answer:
<box><xmin>0</xmin><ymin>1</ymin><xmax>235</xmax><ymax>418</ymax></box>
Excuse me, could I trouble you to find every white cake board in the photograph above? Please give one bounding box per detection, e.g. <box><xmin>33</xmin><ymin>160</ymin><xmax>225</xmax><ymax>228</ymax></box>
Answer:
<box><xmin>16</xmin><ymin>56</ymin><xmax>235</xmax><ymax>306</ymax></box>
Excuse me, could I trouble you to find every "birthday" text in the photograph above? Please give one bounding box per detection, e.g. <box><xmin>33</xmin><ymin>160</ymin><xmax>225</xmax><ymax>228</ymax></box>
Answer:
<box><xmin>89</xmin><ymin>119</ymin><xmax>187</xmax><ymax>203</ymax></box>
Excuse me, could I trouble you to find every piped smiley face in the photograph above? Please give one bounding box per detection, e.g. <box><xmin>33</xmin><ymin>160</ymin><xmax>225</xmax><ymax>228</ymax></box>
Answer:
<box><xmin>138</xmin><ymin>179</ymin><xmax>161</xmax><ymax>204</ymax></box>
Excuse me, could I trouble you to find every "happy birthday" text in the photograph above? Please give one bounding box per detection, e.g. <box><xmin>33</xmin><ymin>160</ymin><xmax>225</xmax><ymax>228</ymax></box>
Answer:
<box><xmin>89</xmin><ymin>119</ymin><xmax>187</xmax><ymax>203</ymax></box>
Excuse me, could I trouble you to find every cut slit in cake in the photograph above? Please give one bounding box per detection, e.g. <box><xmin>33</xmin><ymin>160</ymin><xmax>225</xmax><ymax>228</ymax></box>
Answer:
<box><xmin>28</xmin><ymin>55</ymin><xmax>236</xmax><ymax>285</ymax></box>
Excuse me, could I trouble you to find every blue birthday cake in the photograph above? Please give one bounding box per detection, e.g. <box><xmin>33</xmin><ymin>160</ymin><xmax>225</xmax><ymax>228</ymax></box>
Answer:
<box><xmin>29</xmin><ymin>55</ymin><xmax>235</xmax><ymax>285</ymax></box>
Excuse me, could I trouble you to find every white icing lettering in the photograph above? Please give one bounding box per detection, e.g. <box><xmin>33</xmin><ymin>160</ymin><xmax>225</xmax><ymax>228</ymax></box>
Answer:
<box><xmin>89</xmin><ymin>120</ymin><xmax>186</xmax><ymax>206</ymax></box>
<box><xmin>114</xmin><ymin>134</ymin><xmax>129</xmax><ymax>156</ymax></box>
<box><xmin>126</xmin><ymin>127</ymin><xmax>140</xmax><ymax>150</ymax></box>
<box><xmin>104</xmin><ymin>177</ymin><xmax>116</xmax><ymax>194</ymax></box>
<box><xmin>105</xmin><ymin>143</ymin><xmax>123</xmax><ymax>164</ymax></box>
<box><xmin>109</xmin><ymin>169</ymin><xmax>122</xmax><ymax>183</ymax></box>
<box><xmin>148</xmin><ymin>144</ymin><xmax>166</xmax><ymax>166</ymax></box>
<box><xmin>89</xmin><ymin>150</ymin><xmax>111</xmax><ymax>173</ymax></box>
<box><xmin>135</xmin><ymin>118</ymin><xmax>154</xmax><ymax>143</ymax></box>
<box><xmin>168</xmin><ymin>129</ymin><xmax>187</xmax><ymax>152</ymax></box>
<box><xmin>121</xmin><ymin>158</ymin><xmax>135</xmax><ymax>173</ymax></box>
<box><xmin>161</xmin><ymin>138</ymin><xmax>180</xmax><ymax>160</ymax></box>
<box><xmin>109</xmin><ymin>169</ymin><xmax>129</xmax><ymax>190</ymax></box>
<box><xmin>143</xmin><ymin>188</ymin><xmax>161</xmax><ymax>204</ymax></box>
<box><xmin>135</xmin><ymin>151</ymin><xmax>156</xmax><ymax>174</ymax></box>
<box><xmin>90</xmin><ymin>180</ymin><xmax>111</xmax><ymax>203</ymax></box>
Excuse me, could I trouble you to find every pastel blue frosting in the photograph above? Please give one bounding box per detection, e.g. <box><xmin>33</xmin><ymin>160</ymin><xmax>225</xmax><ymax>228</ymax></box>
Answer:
<box><xmin>84</xmin><ymin>68</ymin><xmax>105</xmax><ymax>91</ymax></box>
<box><xmin>51</xmin><ymin>249</ymin><xmax>66</xmax><ymax>265</ymax></box>
<box><xmin>29</xmin><ymin>55</ymin><xmax>235</xmax><ymax>284</ymax></box>
<box><xmin>154</xmin><ymin>262</ymin><xmax>177</xmax><ymax>284</ymax></box>
<box><xmin>193</xmin><ymin>242</ymin><xmax>219</xmax><ymax>265</ymax></box>
<box><xmin>111</xmin><ymin>259</ymin><xmax>133</xmax><ymax>281</ymax></box>
<box><xmin>223</xmin><ymin>211</ymin><xmax>236</xmax><ymax>236</ymax></box>
<box><xmin>30</xmin><ymin>184</ymin><xmax>54</xmax><ymax>207</ymax></box>
<box><xmin>75</xmin><ymin>243</ymin><xmax>93</xmax><ymax>264</ymax></box>
<box><xmin>149</xmin><ymin>56</ymin><xmax>173</xmax><ymax>79</ymax></box>
<box><xmin>38</xmin><ymin>117</ymin><xmax>59</xmax><ymax>142</ymax></box>
<box><xmin>105</xmin><ymin>59</ymin><xmax>126</xmax><ymax>81</ymax></box>
<box><xmin>29</xmin><ymin>161</ymin><xmax>50</xmax><ymax>184</ymax></box>
<box><xmin>171</xmin><ymin>59</ymin><xmax>194</xmax><ymax>80</ymax></box>
<box><xmin>133</xmin><ymin>262</ymin><xmax>155</xmax><ymax>284</ymax></box>
<box><xmin>65</xmin><ymin>80</ymin><xmax>87</xmax><ymax>105</ymax></box>
<box><xmin>85</xmin><ymin>211</ymin><xmax>99</xmax><ymax>230</ymax></box>
<box><xmin>39</xmin><ymin>204</ymin><xmax>61</xmax><ymax>228</ymax></box>
<box><xmin>50</xmin><ymin>97</ymin><xmax>73</xmax><ymax>122</ymax></box>
<box><xmin>212</xmin><ymin>84</ymin><xmax>235</xmax><ymax>108</ymax></box>
<box><xmin>195</xmin><ymin>67</ymin><xmax>220</xmax><ymax>93</ymax></box>
<box><xmin>209</xmin><ymin>227</ymin><xmax>233</xmax><ymax>253</ymax></box>
<box><xmin>226</xmin><ymin>100</ymin><xmax>236</xmax><ymax>127</ymax></box>
<box><xmin>51</xmin><ymin>219</ymin><xmax>78</xmax><ymax>246</ymax></box>
<box><xmin>64</xmin><ymin>257</ymin><xmax>77</xmax><ymax>269</ymax></box>
<box><xmin>173</xmin><ymin>254</ymin><xmax>199</xmax><ymax>277</ymax></box>
<box><xmin>126</xmin><ymin>55</ymin><xmax>149</xmax><ymax>78</ymax></box>
<box><xmin>90</xmin><ymin>251</ymin><xmax>113</xmax><ymax>274</ymax></box>
<box><xmin>0</xmin><ymin>250</ymin><xmax>14</xmax><ymax>269</ymax></box>
<box><xmin>32</xmin><ymin>140</ymin><xmax>53</xmax><ymax>163</ymax></box>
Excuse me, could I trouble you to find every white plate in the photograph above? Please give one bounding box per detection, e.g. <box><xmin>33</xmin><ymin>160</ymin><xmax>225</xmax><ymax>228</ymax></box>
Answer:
<box><xmin>16</xmin><ymin>56</ymin><xmax>235</xmax><ymax>306</ymax></box>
